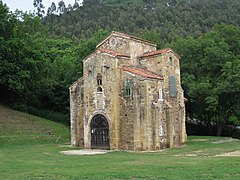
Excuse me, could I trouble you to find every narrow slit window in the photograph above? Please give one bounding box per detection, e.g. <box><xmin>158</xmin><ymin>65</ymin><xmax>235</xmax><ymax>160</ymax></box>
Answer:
<box><xmin>124</xmin><ymin>80</ymin><xmax>132</xmax><ymax>96</ymax></box>
<box><xmin>159</xmin><ymin>87</ymin><xmax>164</xmax><ymax>101</ymax></box>
<box><xmin>168</xmin><ymin>57</ymin><xmax>174</xmax><ymax>66</ymax></box>
<box><xmin>159</xmin><ymin>126</ymin><xmax>163</xmax><ymax>136</ymax></box>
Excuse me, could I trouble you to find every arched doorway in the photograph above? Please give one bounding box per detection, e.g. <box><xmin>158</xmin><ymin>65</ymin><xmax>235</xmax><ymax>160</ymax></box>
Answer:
<box><xmin>90</xmin><ymin>114</ymin><xmax>110</xmax><ymax>149</ymax></box>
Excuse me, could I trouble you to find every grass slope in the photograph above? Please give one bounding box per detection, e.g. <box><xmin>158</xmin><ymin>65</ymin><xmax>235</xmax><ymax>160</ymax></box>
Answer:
<box><xmin>0</xmin><ymin>106</ymin><xmax>240</xmax><ymax>179</ymax></box>
<box><xmin>0</xmin><ymin>105</ymin><xmax>70</xmax><ymax>146</ymax></box>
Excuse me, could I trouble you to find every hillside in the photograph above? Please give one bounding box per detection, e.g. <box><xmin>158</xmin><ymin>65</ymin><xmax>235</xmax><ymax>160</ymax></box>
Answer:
<box><xmin>0</xmin><ymin>106</ymin><xmax>70</xmax><ymax>146</ymax></box>
<box><xmin>43</xmin><ymin>0</ymin><xmax>240</xmax><ymax>44</ymax></box>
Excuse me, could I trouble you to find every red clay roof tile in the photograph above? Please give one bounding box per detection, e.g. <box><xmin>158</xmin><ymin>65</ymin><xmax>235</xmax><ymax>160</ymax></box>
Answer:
<box><xmin>121</xmin><ymin>67</ymin><xmax>163</xmax><ymax>80</ymax></box>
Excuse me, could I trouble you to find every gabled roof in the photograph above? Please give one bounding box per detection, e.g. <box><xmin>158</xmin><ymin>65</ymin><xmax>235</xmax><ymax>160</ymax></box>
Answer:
<box><xmin>141</xmin><ymin>48</ymin><xmax>180</xmax><ymax>59</ymax></box>
<box><xmin>96</xmin><ymin>31</ymin><xmax>157</xmax><ymax>48</ymax></box>
<box><xmin>121</xmin><ymin>67</ymin><xmax>163</xmax><ymax>80</ymax></box>
<box><xmin>83</xmin><ymin>48</ymin><xmax>130</xmax><ymax>62</ymax></box>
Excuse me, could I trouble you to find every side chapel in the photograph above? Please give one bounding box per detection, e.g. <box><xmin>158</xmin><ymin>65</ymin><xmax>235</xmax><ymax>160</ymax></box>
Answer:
<box><xmin>69</xmin><ymin>32</ymin><xmax>186</xmax><ymax>150</ymax></box>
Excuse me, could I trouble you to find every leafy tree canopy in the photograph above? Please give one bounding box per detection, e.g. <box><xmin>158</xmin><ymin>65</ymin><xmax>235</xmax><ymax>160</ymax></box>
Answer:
<box><xmin>170</xmin><ymin>25</ymin><xmax>240</xmax><ymax>135</ymax></box>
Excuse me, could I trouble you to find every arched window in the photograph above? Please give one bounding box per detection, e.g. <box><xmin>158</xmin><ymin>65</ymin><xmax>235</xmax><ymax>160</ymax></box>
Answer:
<box><xmin>97</xmin><ymin>73</ymin><xmax>102</xmax><ymax>86</ymax></box>
<box><xmin>97</xmin><ymin>86</ymin><xmax>103</xmax><ymax>92</ymax></box>
<box><xmin>169</xmin><ymin>75</ymin><xmax>177</xmax><ymax>97</ymax></box>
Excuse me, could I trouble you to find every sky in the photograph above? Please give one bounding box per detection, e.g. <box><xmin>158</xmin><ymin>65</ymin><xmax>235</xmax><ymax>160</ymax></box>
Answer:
<box><xmin>2</xmin><ymin>0</ymin><xmax>80</xmax><ymax>14</ymax></box>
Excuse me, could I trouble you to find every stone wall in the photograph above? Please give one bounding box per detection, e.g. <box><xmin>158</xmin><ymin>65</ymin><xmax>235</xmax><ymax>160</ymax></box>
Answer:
<box><xmin>140</xmin><ymin>51</ymin><xmax>186</xmax><ymax>147</ymax></box>
<box><xmin>69</xmin><ymin>78</ymin><xmax>84</xmax><ymax>147</ymax></box>
<box><xmin>83</xmin><ymin>53</ymin><xmax>121</xmax><ymax>149</ymax></box>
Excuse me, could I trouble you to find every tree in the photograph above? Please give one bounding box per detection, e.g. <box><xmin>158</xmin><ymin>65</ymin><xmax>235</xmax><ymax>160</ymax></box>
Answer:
<box><xmin>140</xmin><ymin>29</ymin><xmax>162</xmax><ymax>49</ymax></box>
<box><xmin>67</xmin><ymin>4</ymin><xmax>73</xmax><ymax>11</ymax></box>
<box><xmin>33</xmin><ymin>0</ymin><xmax>45</xmax><ymax>17</ymax></box>
<box><xmin>73</xmin><ymin>0</ymin><xmax>80</xmax><ymax>9</ymax></box>
<box><xmin>47</xmin><ymin>2</ymin><xmax>57</xmax><ymax>15</ymax></box>
<box><xmin>170</xmin><ymin>25</ymin><xmax>240</xmax><ymax>135</ymax></box>
<box><xmin>58</xmin><ymin>0</ymin><xmax>66</xmax><ymax>14</ymax></box>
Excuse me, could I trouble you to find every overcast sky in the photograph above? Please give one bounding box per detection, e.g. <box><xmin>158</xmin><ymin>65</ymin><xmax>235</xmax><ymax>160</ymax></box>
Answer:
<box><xmin>2</xmin><ymin>0</ymin><xmax>81</xmax><ymax>13</ymax></box>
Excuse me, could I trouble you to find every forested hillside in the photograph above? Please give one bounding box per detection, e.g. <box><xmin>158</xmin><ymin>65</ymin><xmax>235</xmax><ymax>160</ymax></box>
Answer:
<box><xmin>0</xmin><ymin>0</ymin><xmax>239</xmax><ymax>136</ymax></box>
<box><xmin>43</xmin><ymin>0</ymin><xmax>240</xmax><ymax>45</ymax></box>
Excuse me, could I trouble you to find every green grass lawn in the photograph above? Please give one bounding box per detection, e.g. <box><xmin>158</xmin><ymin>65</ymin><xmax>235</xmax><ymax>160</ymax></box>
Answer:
<box><xmin>0</xmin><ymin>106</ymin><xmax>240</xmax><ymax>179</ymax></box>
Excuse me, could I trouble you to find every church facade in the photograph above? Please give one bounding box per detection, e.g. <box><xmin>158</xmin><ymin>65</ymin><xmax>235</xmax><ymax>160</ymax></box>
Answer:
<box><xmin>69</xmin><ymin>32</ymin><xmax>186</xmax><ymax>151</ymax></box>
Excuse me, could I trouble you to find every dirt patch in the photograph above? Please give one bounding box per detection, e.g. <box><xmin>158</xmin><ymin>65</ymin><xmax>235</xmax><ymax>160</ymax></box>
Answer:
<box><xmin>60</xmin><ymin>149</ymin><xmax>113</xmax><ymax>155</ymax></box>
<box><xmin>216</xmin><ymin>150</ymin><xmax>240</xmax><ymax>157</ymax></box>
<box><xmin>185</xmin><ymin>154</ymin><xmax>198</xmax><ymax>157</ymax></box>
<box><xmin>192</xmin><ymin>139</ymin><xmax>208</xmax><ymax>142</ymax></box>
<box><xmin>212</xmin><ymin>138</ymin><xmax>239</xmax><ymax>144</ymax></box>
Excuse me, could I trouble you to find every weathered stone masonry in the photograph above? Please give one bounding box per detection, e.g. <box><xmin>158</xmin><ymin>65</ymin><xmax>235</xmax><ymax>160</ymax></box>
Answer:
<box><xmin>70</xmin><ymin>31</ymin><xmax>186</xmax><ymax>151</ymax></box>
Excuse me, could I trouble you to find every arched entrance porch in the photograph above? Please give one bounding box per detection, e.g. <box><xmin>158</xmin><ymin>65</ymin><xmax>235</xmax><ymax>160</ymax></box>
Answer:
<box><xmin>90</xmin><ymin>114</ymin><xmax>110</xmax><ymax>149</ymax></box>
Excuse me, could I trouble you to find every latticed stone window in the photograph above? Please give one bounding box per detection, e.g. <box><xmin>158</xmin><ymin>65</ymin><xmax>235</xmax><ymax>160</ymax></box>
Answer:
<box><xmin>169</xmin><ymin>75</ymin><xmax>177</xmax><ymax>97</ymax></box>
<box><xmin>124</xmin><ymin>80</ymin><xmax>132</xmax><ymax>96</ymax></box>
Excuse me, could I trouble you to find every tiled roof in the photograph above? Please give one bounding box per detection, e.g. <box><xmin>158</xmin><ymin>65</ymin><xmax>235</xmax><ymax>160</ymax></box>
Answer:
<box><xmin>141</xmin><ymin>48</ymin><xmax>180</xmax><ymax>58</ymax></box>
<box><xmin>96</xmin><ymin>31</ymin><xmax>156</xmax><ymax>48</ymax></box>
<box><xmin>121</xmin><ymin>67</ymin><xmax>163</xmax><ymax>80</ymax></box>
<box><xmin>97</xmin><ymin>48</ymin><xmax>130</xmax><ymax>58</ymax></box>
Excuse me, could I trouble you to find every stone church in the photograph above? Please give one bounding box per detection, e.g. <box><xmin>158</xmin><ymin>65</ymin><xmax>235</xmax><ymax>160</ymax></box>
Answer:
<box><xmin>70</xmin><ymin>32</ymin><xmax>186</xmax><ymax>151</ymax></box>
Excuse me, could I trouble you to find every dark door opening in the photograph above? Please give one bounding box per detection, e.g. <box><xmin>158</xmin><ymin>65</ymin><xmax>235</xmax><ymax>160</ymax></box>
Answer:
<box><xmin>90</xmin><ymin>114</ymin><xmax>110</xmax><ymax>149</ymax></box>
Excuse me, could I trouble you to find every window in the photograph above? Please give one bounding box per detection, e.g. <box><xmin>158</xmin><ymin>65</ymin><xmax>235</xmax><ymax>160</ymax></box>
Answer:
<box><xmin>97</xmin><ymin>86</ymin><xmax>103</xmax><ymax>92</ymax></box>
<box><xmin>80</xmin><ymin>87</ymin><xmax>84</xmax><ymax>102</ymax></box>
<box><xmin>169</xmin><ymin>75</ymin><xmax>177</xmax><ymax>97</ymax></box>
<box><xmin>159</xmin><ymin>87</ymin><xmax>164</xmax><ymax>101</ymax></box>
<box><xmin>97</xmin><ymin>73</ymin><xmax>102</xmax><ymax>85</ymax></box>
<box><xmin>88</xmin><ymin>70</ymin><xmax>92</xmax><ymax>77</ymax></box>
<box><xmin>159</xmin><ymin>126</ymin><xmax>163</xmax><ymax>136</ymax></box>
<box><xmin>124</xmin><ymin>80</ymin><xmax>132</xmax><ymax>96</ymax></box>
<box><xmin>168</xmin><ymin>57</ymin><xmax>174</xmax><ymax>66</ymax></box>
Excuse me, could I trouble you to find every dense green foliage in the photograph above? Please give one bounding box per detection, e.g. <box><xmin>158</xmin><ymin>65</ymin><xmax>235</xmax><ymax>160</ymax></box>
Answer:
<box><xmin>43</xmin><ymin>0</ymin><xmax>240</xmax><ymax>44</ymax></box>
<box><xmin>170</xmin><ymin>25</ymin><xmax>240</xmax><ymax>135</ymax></box>
<box><xmin>0</xmin><ymin>2</ymin><xmax>76</xmax><ymax>122</ymax></box>
<box><xmin>0</xmin><ymin>1</ymin><xmax>109</xmax><ymax>123</ymax></box>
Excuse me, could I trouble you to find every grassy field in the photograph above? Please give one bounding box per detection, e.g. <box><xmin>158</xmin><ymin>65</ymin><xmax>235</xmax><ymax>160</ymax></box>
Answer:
<box><xmin>0</xmin><ymin>106</ymin><xmax>240</xmax><ymax>179</ymax></box>
<box><xmin>0</xmin><ymin>105</ymin><xmax>70</xmax><ymax>145</ymax></box>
